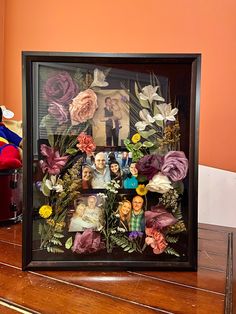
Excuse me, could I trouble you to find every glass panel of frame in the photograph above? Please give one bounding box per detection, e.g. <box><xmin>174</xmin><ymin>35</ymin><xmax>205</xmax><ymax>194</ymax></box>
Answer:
<box><xmin>22</xmin><ymin>53</ymin><xmax>200</xmax><ymax>270</ymax></box>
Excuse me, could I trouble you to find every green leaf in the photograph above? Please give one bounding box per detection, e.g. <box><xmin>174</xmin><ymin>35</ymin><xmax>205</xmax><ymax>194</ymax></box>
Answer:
<box><xmin>137</xmin><ymin>174</ymin><xmax>147</xmax><ymax>183</ymax></box>
<box><xmin>38</xmin><ymin>223</ymin><xmax>43</xmax><ymax>235</ymax></box>
<box><xmin>40</xmin><ymin>114</ymin><xmax>57</xmax><ymax>128</ymax></box>
<box><xmin>155</xmin><ymin>120</ymin><xmax>164</xmax><ymax>128</ymax></box>
<box><xmin>164</xmin><ymin>247</ymin><xmax>180</xmax><ymax>257</ymax></box>
<box><xmin>133</xmin><ymin>142</ymin><xmax>142</xmax><ymax>150</ymax></box>
<box><xmin>128</xmin><ymin>248</ymin><xmax>135</xmax><ymax>253</ymax></box>
<box><xmin>65</xmin><ymin>148</ymin><xmax>78</xmax><ymax>155</ymax></box>
<box><xmin>139</xmin><ymin>129</ymin><xmax>156</xmax><ymax>139</ymax></box>
<box><xmin>54</xmin><ymin>232</ymin><xmax>65</xmax><ymax>239</ymax></box>
<box><xmin>165</xmin><ymin>235</ymin><xmax>179</xmax><ymax>243</ymax></box>
<box><xmin>41</xmin><ymin>182</ymin><xmax>51</xmax><ymax>197</ymax></box>
<box><xmin>123</xmin><ymin>139</ymin><xmax>130</xmax><ymax>145</ymax></box>
<box><xmin>134</xmin><ymin>82</ymin><xmax>150</xmax><ymax>109</ymax></box>
<box><xmin>153</xmin><ymin>104</ymin><xmax>161</xmax><ymax>116</ymax></box>
<box><xmin>172</xmin><ymin>181</ymin><xmax>184</xmax><ymax>195</ymax></box>
<box><xmin>142</xmin><ymin>141</ymin><xmax>154</xmax><ymax>148</ymax></box>
<box><xmin>65</xmin><ymin>237</ymin><xmax>73</xmax><ymax>249</ymax></box>
<box><xmin>125</xmin><ymin>143</ymin><xmax>134</xmax><ymax>152</ymax></box>
<box><xmin>48</xmin><ymin>134</ymin><xmax>54</xmax><ymax>147</ymax></box>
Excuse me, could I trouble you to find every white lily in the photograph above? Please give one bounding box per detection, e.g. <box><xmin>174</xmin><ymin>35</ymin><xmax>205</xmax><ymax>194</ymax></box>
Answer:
<box><xmin>45</xmin><ymin>175</ymin><xmax>63</xmax><ymax>193</ymax></box>
<box><xmin>139</xmin><ymin>85</ymin><xmax>165</xmax><ymax>104</ymax></box>
<box><xmin>135</xmin><ymin>109</ymin><xmax>155</xmax><ymax>132</ymax></box>
<box><xmin>90</xmin><ymin>68</ymin><xmax>109</xmax><ymax>88</ymax></box>
<box><xmin>154</xmin><ymin>103</ymin><xmax>178</xmax><ymax>122</ymax></box>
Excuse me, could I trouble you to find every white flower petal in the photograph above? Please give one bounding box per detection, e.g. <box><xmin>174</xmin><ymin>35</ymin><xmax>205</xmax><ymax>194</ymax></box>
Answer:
<box><xmin>45</xmin><ymin>179</ymin><xmax>53</xmax><ymax>190</ymax></box>
<box><xmin>153</xmin><ymin>113</ymin><xmax>164</xmax><ymax>121</ymax></box>
<box><xmin>135</xmin><ymin>121</ymin><xmax>148</xmax><ymax>131</ymax></box>
<box><xmin>170</xmin><ymin>108</ymin><xmax>178</xmax><ymax>116</ymax></box>
<box><xmin>166</xmin><ymin>115</ymin><xmax>176</xmax><ymax>121</ymax></box>
<box><xmin>146</xmin><ymin>113</ymin><xmax>155</xmax><ymax>123</ymax></box>
<box><xmin>50</xmin><ymin>175</ymin><xmax>57</xmax><ymax>186</ymax></box>
<box><xmin>90</xmin><ymin>68</ymin><xmax>109</xmax><ymax>87</ymax></box>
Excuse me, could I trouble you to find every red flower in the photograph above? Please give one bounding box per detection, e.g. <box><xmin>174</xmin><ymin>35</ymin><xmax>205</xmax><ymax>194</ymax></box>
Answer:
<box><xmin>40</xmin><ymin>144</ymin><xmax>68</xmax><ymax>175</ymax></box>
<box><xmin>145</xmin><ymin>227</ymin><xmax>167</xmax><ymax>254</ymax></box>
<box><xmin>72</xmin><ymin>229</ymin><xmax>105</xmax><ymax>254</ymax></box>
<box><xmin>77</xmin><ymin>132</ymin><xmax>96</xmax><ymax>156</ymax></box>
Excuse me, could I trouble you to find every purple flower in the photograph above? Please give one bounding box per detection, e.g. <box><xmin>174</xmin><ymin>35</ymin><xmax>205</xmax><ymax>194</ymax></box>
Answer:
<box><xmin>72</xmin><ymin>229</ymin><xmax>105</xmax><ymax>254</ymax></box>
<box><xmin>145</xmin><ymin>205</ymin><xmax>177</xmax><ymax>230</ymax></box>
<box><xmin>129</xmin><ymin>231</ymin><xmax>143</xmax><ymax>240</ymax></box>
<box><xmin>43</xmin><ymin>71</ymin><xmax>78</xmax><ymax>105</ymax></box>
<box><xmin>39</xmin><ymin>144</ymin><xmax>68</xmax><ymax>175</ymax></box>
<box><xmin>161</xmin><ymin>151</ymin><xmax>188</xmax><ymax>182</ymax></box>
<box><xmin>136</xmin><ymin>154</ymin><xmax>163</xmax><ymax>180</ymax></box>
<box><xmin>48</xmin><ymin>102</ymin><xmax>69</xmax><ymax>125</ymax></box>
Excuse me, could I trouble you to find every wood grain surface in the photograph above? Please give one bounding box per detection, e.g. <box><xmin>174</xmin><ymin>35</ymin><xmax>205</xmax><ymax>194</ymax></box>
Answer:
<box><xmin>0</xmin><ymin>223</ymin><xmax>233</xmax><ymax>314</ymax></box>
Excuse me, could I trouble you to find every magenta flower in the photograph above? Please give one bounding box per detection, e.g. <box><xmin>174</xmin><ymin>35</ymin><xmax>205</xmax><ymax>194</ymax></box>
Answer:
<box><xmin>136</xmin><ymin>154</ymin><xmax>163</xmax><ymax>180</ymax></box>
<box><xmin>43</xmin><ymin>71</ymin><xmax>78</xmax><ymax>105</ymax></box>
<box><xmin>48</xmin><ymin>102</ymin><xmax>69</xmax><ymax>125</ymax></box>
<box><xmin>72</xmin><ymin>229</ymin><xmax>105</xmax><ymax>254</ymax></box>
<box><xmin>39</xmin><ymin>144</ymin><xmax>68</xmax><ymax>175</ymax></box>
<box><xmin>161</xmin><ymin>151</ymin><xmax>188</xmax><ymax>182</ymax></box>
<box><xmin>145</xmin><ymin>205</ymin><xmax>177</xmax><ymax>230</ymax></box>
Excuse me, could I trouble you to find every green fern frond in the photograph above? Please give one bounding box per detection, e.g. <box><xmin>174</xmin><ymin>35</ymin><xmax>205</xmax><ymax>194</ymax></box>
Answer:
<box><xmin>164</xmin><ymin>246</ymin><xmax>180</xmax><ymax>257</ymax></box>
<box><xmin>165</xmin><ymin>235</ymin><xmax>179</xmax><ymax>243</ymax></box>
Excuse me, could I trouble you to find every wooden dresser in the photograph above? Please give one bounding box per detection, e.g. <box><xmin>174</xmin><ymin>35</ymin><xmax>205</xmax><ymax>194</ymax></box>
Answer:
<box><xmin>0</xmin><ymin>223</ymin><xmax>234</xmax><ymax>313</ymax></box>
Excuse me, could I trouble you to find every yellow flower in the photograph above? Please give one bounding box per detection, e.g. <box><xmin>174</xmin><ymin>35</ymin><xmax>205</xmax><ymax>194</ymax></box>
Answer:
<box><xmin>39</xmin><ymin>205</ymin><xmax>52</xmax><ymax>219</ymax></box>
<box><xmin>136</xmin><ymin>184</ymin><xmax>148</xmax><ymax>196</ymax></box>
<box><xmin>132</xmin><ymin>133</ymin><xmax>141</xmax><ymax>143</ymax></box>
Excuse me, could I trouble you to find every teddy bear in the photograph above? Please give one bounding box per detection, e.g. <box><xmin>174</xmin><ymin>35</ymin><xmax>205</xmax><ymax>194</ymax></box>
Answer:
<box><xmin>0</xmin><ymin>106</ymin><xmax>22</xmax><ymax>170</ymax></box>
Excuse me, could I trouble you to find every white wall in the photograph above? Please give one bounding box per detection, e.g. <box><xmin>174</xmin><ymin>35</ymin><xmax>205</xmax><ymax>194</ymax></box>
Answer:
<box><xmin>198</xmin><ymin>165</ymin><xmax>236</xmax><ymax>227</ymax></box>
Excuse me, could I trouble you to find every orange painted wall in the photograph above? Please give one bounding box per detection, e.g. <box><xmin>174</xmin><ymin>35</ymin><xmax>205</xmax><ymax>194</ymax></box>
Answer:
<box><xmin>2</xmin><ymin>0</ymin><xmax>236</xmax><ymax>172</ymax></box>
<box><xmin>0</xmin><ymin>0</ymin><xmax>5</xmax><ymax>104</ymax></box>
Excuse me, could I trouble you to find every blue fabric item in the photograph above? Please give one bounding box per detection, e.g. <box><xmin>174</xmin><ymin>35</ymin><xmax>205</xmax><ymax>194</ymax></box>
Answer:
<box><xmin>0</xmin><ymin>124</ymin><xmax>22</xmax><ymax>147</ymax></box>
<box><xmin>123</xmin><ymin>176</ymin><xmax>138</xmax><ymax>189</ymax></box>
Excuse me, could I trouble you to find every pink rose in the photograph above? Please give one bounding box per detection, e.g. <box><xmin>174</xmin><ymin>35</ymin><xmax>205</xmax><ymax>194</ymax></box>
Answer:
<box><xmin>77</xmin><ymin>132</ymin><xmax>96</xmax><ymax>156</ymax></box>
<box><xmin>69</xmin><ymin>89</ymin><xmax>98</xmax><ymax>125</ymax></box>
<box><xmin>145</xmin><ymin>228</ymin><xmax>167</xmax><ymax>254</ymax></box>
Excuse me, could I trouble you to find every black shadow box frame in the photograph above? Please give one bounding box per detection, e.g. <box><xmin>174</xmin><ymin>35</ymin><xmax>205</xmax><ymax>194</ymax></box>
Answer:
<box><xmin>22</xmin><ymin>52</ymin><xmax>200</xmax><ymax>271</ymax></box>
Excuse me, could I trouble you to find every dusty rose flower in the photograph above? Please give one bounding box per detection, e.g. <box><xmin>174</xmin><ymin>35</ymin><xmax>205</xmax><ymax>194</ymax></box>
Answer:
<box><xmin>146</xmin><ymin>173</ymin><xmax>172</xmax><ymax>194</ymax></box>
<box><xmin>77</xmin><ymin>132</ymin><xmax>96</xmax><ymax>156</ymax></box>
<box><xmin>145</xmin><ymin>228</ymin><xmax>167</xmax><ymax>254</ymax></box>
<box><xmin>145</xmin><ymin>205</ymin><xmax>177</xmax><ymax>230</ymax></box>
<box><xmin>136</xmin><ymin>154</ymin><xmax>163</xmax><ymax>180</ymax></box>
<box><xmin>69</xmin><ymin>89</ymin><xmax>98</xmax><ymax>125</ymax></box>
<box><xmin>48</xmin><ymin>102</ymin><xmax>69</xmax><ymax>125</ymax></box>
<box><xmin>72</xmin><ymin>229</ymin><xmax>105</xmax><ymax>254</ymax></box>
<box><xmin>161</xmin><ymin>151</ymin><xmax>188</xmax><ymax>182</ymax></box>
<box><xmin>43</xmin><ymin>71</ymin><xmax>78</xmax><ymax>105</ymax></box>
<box><xmin>39</xmin><ymin>144</ymin><xmax>68</xmax><ymax>175</ymax></box>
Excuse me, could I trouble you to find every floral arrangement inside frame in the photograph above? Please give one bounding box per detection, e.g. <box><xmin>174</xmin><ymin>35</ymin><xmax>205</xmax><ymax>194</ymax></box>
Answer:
<box><xmin>34</xmin><ymin>64</ymin><xmax>189</xmax><ymax>259</ymax></box>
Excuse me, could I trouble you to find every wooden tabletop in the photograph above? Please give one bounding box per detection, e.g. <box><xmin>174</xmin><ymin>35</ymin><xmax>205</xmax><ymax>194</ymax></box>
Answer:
<box><xmin>0</xmin><ymin>222</ymin><xmax>234</xmax><ymax>314</ymax></box>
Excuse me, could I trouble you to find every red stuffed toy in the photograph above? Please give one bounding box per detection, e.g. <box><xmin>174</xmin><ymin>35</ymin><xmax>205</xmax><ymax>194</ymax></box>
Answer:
<box><xmin>0</xmin><ymin>106</ymin><xmax>22</xmax><ymax>170</ymax></box>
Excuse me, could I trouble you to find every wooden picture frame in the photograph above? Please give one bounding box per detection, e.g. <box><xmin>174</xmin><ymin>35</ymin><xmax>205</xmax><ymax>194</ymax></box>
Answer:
<box><xmin>22</xmin><ymin>52</ymin><xmax>200</xmax><ymax>270</ymax></box>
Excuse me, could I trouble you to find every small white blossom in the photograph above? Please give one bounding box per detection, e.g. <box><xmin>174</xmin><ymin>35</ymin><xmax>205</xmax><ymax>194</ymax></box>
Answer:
<box><xmin>111</xmin><ymin>230</ymin><xmax>117</xmax><ymax>234</ymax></box>
<box><xmin>115</xmin><ymin>213</ymin><xmax>120</xmax><ymax>218</ymax></box>
<box><xmin>154</xmin><ymin>103</ymin><xmax>178</xmax><ymax>122</ymax></box>
<box><xmin>90</xmin><ymin>68</ymin><xmax>109</xmax><ymax>88</ymax></box>
<box><xmin>45</xmin><ymin>175</ymin><xmax>63</xmax><ymax>193</ymax></box>
<box><xmin>117</xmin><ymin>227</ymin><xmax>126</xmax><ymax>233</ymax></box>
<box><xmin>139</xmin><ymin>85</ymin><xmax>165</xmax><ymax>104</ymax></box>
